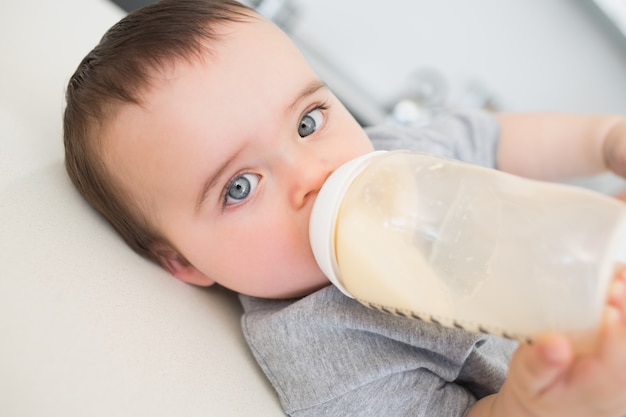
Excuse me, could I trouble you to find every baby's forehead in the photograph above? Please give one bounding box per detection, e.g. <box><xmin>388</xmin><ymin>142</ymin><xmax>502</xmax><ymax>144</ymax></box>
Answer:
<box><xmin>143</xmin><ymin>17</ymin><xmax>271</xmax><ymax>86</ymax></box>
<box><xmin>104</xmin><ymin>14</ymin><xmax>312</xmax><ymax>144</ymax></box>
<box><xmin>132</xmin><ymin>14</ymin><xmax>263</xmax><ymax>89</ymax></box>
<box><xmin>145</xmin><ymin>18</ymin><xmax>297</xmax><ymax>88</ymax></box>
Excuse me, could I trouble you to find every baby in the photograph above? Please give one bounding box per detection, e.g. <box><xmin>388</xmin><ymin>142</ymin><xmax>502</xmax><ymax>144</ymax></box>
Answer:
<box><xmin>64</xmin><ymin>0</ymin><xmax>626</xmax><ymax>415</ymax></box>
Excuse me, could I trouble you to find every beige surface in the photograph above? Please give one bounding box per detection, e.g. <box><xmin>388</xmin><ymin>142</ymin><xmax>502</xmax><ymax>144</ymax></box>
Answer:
<box><xmin>0</xmin><ymin>1</ymin><xmax>283</xmax><ymax>415</ymax></box>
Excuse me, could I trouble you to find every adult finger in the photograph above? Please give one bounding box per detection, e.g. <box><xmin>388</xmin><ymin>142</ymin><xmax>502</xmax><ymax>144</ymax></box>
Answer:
<box><xmin>509</xmin><ymin>334</ymin><xmax>573</xmax><ymax>396</ymax></box>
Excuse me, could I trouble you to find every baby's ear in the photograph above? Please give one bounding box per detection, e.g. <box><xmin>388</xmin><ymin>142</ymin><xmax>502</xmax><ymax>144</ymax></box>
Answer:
<box><xmin>157</xmin><ymin>250</ymin><xmax>215</xmax><ymax>287</ymax></box>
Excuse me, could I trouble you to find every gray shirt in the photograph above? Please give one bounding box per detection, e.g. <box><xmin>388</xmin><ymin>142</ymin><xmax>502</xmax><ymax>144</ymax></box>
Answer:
<box><xmin>240</xmin><ymin>109</ymin><xmax>518</xmax><ymax>416</ymax></box>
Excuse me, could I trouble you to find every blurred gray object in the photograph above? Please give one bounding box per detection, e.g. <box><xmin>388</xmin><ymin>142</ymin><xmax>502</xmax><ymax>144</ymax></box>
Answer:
<box><xmin>591</xmin><ymin>0</ymin><xmax>626</xmax><ymax>46</ymax></box>
<box><xmin>110</xmin><ymin>0</ymin><xmax>154</xmax><ymax>11</ymax></box>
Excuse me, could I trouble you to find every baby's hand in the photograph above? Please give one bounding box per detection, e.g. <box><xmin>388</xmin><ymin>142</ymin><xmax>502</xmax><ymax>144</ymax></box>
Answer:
<box><xmin>496</xmin><ymin>268</ymin><xmax>626</xmax><ymax>417</ymax></box>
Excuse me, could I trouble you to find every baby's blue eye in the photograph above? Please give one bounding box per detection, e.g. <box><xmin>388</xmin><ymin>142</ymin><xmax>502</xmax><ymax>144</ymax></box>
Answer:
<box><xmin>225</xmin><ymin>173</ymin><xmax>259</xmax><ymax>205</ymax></box>
<box><xmin>298</xmin><ymin>108</ymin><xmax>325</xmax><ymax>138</ymax></box>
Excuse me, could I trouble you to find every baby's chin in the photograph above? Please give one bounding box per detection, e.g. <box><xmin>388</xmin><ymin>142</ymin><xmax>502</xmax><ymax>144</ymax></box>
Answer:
<box><xmin>257</xmin><ymin>275</ymin><xmax>331</xmax><ymax>300</ymax></box>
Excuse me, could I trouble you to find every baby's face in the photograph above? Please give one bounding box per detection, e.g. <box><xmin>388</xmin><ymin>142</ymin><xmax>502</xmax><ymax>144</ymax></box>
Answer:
<box><xmin>105</xmin><ymin>16</ymin><xmax>374</xmax><ymax>298</ymax></box>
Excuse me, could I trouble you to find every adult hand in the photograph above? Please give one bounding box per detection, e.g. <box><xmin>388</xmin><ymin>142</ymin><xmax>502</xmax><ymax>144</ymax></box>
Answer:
<box><xmin>490</xmin><ymin>267</ymin><xmax>626</xmax><ymax>417</ymax></box>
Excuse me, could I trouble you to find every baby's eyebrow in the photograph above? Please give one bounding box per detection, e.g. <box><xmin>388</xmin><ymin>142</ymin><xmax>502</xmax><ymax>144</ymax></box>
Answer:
<box><xmin>286</xmin><ymin>80</ymin><xmax>327</xmax><ymax>113</ymax></box>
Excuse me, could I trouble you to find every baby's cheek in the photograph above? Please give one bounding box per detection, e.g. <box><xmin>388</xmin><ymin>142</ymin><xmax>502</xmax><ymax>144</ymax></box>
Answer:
<box><xmin>274</xmin><ymin>238</ymin><xmax>318</xmax><ymax>275</ymax></box>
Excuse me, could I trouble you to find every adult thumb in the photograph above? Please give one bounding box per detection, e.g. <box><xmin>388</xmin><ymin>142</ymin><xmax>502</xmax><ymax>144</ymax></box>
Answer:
<box><xmin>510</xmin><ymin>334</ymin><xmax>573</xmax><ymax>395</ymax></box>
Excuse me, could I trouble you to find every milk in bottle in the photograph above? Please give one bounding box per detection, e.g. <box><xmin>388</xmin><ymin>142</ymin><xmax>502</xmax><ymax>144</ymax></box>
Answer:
<box><xmin>309</xmin><ymin>150</ymin><xmax>626</xmax><ymax>349</ymax></box>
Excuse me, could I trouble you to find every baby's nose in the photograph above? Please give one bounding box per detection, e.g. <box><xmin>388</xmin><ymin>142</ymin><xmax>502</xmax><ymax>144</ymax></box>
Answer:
<box><xmin>288</xmin><ymin>156</ymin><xmax>333</xmax><ymax>209</ymax></box>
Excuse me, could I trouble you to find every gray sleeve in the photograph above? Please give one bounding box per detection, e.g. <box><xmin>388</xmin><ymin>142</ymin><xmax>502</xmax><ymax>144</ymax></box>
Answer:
<box><xmin>366</xmin><ymin>108</ymin><xmax>501</xmax><ymax>169</ymax></box>
<box><xmin>290</xmin><ymin>370</ymin><xmax>476</xmax><ymax>417</ymax></box>
<box><xmin>240</xmin><ymin>288</ymin><xmax>515</xmax><ymax>417</ymax></box>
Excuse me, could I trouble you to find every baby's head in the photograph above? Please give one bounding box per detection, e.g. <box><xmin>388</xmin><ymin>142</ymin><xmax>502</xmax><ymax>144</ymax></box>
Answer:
<box><xmin>64</xmin><ymin>0</ymin><xmax>374</xmax><ymax>298</ymax></box>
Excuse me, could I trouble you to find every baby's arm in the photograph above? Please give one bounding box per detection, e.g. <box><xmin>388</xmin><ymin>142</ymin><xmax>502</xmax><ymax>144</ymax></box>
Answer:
<box><xmin>467</xmin><ymin>268</ymin><xmax>626</xmax><ymax>417</ymax></box>
<box><xmin>496</xmin><ymin>113</ymin><xmax>626</xmax><ymax>181</ymax></box>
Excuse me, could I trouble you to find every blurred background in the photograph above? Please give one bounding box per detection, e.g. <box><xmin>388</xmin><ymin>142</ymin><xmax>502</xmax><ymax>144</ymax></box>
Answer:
<box><xmin>2</xmin><ymin>3</ymin><xmax>626</xmax><ymax>414</ymax></box>
<box><xmin>111</xmin><ymin>0</ymin><xmax>626</xmax><ymax>121</ymax></box>
<box><xmin>111</xmin><ymin>0</ymin><xmax>626</xmax><ymax>192</ymax></box>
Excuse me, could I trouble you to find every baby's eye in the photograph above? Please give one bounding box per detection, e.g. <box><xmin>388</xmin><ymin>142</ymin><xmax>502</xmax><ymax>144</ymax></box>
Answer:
<box><xmin>225</xmin><ymin>173</ymin><xmax>260</xmax><ymax>205</ymax></box>
<box><xmin>298</xmin><ymin>108</ymin><xmax>325</xmax><ymax>138</ymax></box>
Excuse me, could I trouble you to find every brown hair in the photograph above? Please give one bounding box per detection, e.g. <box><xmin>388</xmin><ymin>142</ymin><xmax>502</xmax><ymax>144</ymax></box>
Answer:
<box><xmin>63</xmin><ymin>0</ymin><xmax>254</xmax><ymax>267</ymax></box>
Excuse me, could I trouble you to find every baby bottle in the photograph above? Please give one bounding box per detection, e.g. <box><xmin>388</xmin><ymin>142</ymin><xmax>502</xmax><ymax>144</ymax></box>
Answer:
<box><xmin>309</xmin><ymin>150</ymin><xmax>626</xmax><ymax>348</ymax></box>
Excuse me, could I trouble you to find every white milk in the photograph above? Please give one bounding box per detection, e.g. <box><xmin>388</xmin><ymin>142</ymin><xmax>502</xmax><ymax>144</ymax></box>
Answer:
<box><xmin>310</xmin><ymin>151</ymin><xmax>626</xmax><ymax>347</ymax></box>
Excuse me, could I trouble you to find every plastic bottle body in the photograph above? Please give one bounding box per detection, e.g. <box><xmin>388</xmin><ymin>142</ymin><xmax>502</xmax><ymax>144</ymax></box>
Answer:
<box><xmin>310</xmin><ymin>150</ymin><xmax>626</xmax><ymax>345</ymax></box>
